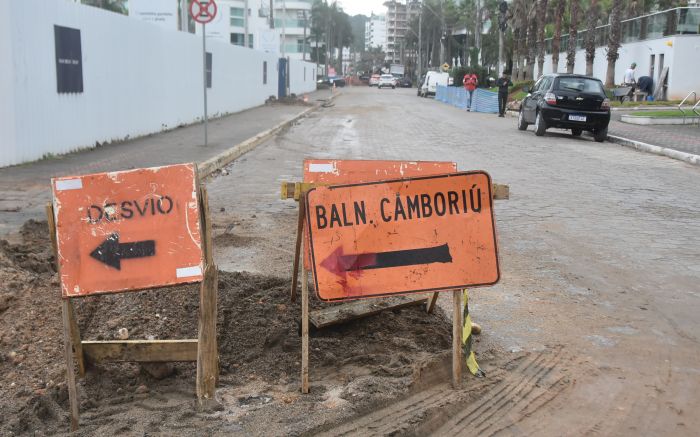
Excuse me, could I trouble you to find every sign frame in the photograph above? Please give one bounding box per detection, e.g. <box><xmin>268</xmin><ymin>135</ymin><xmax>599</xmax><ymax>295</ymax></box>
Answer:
<box><xmin>305</xmin><ymin>171</ymin><xmax>500</xmax><ymax>302</ymax></box>
<box><xmin>47</xmin><ymin>164</ymin><xmax>218</xmax><ymax>431</ymax></box>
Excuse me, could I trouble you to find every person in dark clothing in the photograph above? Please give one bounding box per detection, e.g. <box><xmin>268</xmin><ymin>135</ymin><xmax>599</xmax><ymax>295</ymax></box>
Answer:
<box><xmin>496</xmin><ymin>73</ymin><xmax>512</xmax><ymax>117</ymax></box>
<box><xmin>637</xmin><ymin>75</ymin><xmax>654</xmax><ymax>95</ymax></box>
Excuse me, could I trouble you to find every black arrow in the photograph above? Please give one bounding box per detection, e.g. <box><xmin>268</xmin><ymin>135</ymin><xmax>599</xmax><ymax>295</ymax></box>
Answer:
<box><xmin>321</xmin><ymin>243</ymin><xmax>452</xmax><ymax>274</ymax></box>
<box><xmin>89</xmin><ymin>233</ymin><xmax>156</xmax><ymax>270</ymax></box>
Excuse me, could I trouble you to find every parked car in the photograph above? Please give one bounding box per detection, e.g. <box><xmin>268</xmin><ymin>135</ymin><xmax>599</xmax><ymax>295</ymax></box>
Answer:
<box><xmin>359</xmin><ymin>74</ymin><xmax>370</xmax><ymax>83</ymax></box>
<box><xmin>378</xmin><ymin>74</ymin><xmax>396</xmax><ymax>89</ymax></box>
<box><xmin>369</xmin><ymin>74</ymin><xmax>381</xmax><ymax>87</ymax></box>
<box><xmin>517</xmin><ymin>73</ymin><xmax>610</xmax><ymax>142</ymax></box>
<box><xmin>317</xmin><ymin>76</ymin><xmax>346</xmax><ymax>88</ymax></box>
<box><xmin>397</xmin><ymin>77</ymin><xmax>412</xmax><ymax>88</ymax></box>
<box><xmin>418</xmin><ymin>71</ymin><xmax>449</xmax><ymax>97</ymax></box>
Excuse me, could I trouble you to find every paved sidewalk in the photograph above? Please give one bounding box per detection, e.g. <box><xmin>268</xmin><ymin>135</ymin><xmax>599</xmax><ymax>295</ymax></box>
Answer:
<box><xmin>608</xmin><ymin>120</ymin><xmax>700</xmax><ymax>156</ymax></box>
<box><xmin>0</xmin><ymin>93</ymin><xmax>331</xmax><ymax>235</ymax></box>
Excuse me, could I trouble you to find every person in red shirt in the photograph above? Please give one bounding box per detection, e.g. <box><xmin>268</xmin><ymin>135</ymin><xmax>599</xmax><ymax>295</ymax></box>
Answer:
<box><xmin>464</xmin><ymin>73</ymin><xmax>478</xmax><ymax>111</ymax></box>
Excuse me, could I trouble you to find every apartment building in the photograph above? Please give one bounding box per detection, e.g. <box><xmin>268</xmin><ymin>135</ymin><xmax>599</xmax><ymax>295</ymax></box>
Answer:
<box><xmin>383</xmin><ymin>0</ymin><xmax>420</xmax><ymax>63</ymax></box>
<box><xmin>365</xmin><ymin>14</ymin><xmax>388</xmax><ymax>51</ymax></box>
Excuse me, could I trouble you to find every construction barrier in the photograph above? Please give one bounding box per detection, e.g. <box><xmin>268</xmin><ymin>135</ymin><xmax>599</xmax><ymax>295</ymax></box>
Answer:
<box><xmin>435</xmin><ymin>86</ymin><xmax>499</xmax><ymax>114</ymax></box>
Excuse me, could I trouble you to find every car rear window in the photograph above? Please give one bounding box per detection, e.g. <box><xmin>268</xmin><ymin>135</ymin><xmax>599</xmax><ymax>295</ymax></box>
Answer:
<box><xmin>554</xmin><ymin>77</ymin><xmax>605</xmax><ymax>94</ymax></box>
<box><xmin>381</xmin><ymin>75</ymin><xmax>393</xmax><ymax>79</ymax></box>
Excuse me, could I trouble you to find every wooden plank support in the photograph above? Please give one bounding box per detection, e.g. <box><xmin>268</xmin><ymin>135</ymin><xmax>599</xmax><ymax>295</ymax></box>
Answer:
<box><xmin>83</xmin><ymin>339</ymin><xmax>198</xmax><ymax>363</ymax></box>
<box><xmin>290</xmin><ymin>194</ymin><xmax>306</xmax><ymax>302</ymax></box>
<box><xmin>452</xmin><ymin>290</ymin><xmax>463</xmax><ymax>389</ymax></box>
<box><xmin>301</xmin><ymin>267</ymin><xmax>310</xmax><ymax>394</ymax></box>
<box><xmin>281</xmin><ymin>181</ymin><xmax>510</xmax><ymax>201</ymax></box>
<box><xmin>426</xmin><ymin>292</ymin><xmax>439</xmax><ymax>314</ymax></box>
<box><xmin>310</xmin><ymin>295</ymin><xmax>428</xmax><ymax>329</ymax></box>
<box><xmin>61</xmin><ymin>300</ymin><xmax>80</xmax><ymax>431</ymax></box>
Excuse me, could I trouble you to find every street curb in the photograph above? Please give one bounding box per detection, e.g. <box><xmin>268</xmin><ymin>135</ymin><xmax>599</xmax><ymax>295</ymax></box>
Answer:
<box><xmin>198</xmin><ymin>92</ymin><xmax>340</xmax><ymax>179</ymax></box>
<box><xmin>607</xmin><ymin>134</ymin><xmax>700</xmax><ymax>167</ymax></box>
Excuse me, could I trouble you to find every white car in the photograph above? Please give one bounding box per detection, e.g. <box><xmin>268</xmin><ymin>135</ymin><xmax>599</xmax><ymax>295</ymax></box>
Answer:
<box><xmin>378</xmin><ymin>74</ymin><xmax>396</xmax><ymax>89</ymax></box>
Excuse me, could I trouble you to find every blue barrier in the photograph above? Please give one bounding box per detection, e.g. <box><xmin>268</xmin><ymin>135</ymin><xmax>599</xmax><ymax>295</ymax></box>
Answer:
<box><xmin>434</xmin><ymin>85</ymin><xmax>498</xmax><ymax>113</ymax></box>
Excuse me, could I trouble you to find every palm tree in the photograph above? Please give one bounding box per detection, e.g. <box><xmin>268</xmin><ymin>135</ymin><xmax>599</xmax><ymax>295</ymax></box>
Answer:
<box><xmin>566</xmin><ymin>0</ymin><xmax>579</xmax><ymax>73</ymax></box>
<box><xmin>525</xmin><ymin>1</ymin><xmax>538</xmax><ymax>79</ymax></box>
<box><xmin>584</xmin><ymin>0</ymin><xmax>599</xmax><ymax>76</ymax></box>
<box><xmin>551</xmin><ymin>0</ymin><xmax>565</xmax><ymax>73</ymax></box>
<box><xmin>605</xmin><ymin>0</ymin><xmax>623</xmax><ymax>87</ymax></box>
<box><xmin>536</xmin><ymin>0</ymin><xmax>549</xmax><ymax>79</ymax></box>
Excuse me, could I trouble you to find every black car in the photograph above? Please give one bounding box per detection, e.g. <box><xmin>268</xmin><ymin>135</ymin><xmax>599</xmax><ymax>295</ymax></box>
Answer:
<box><xmin>517</xmin><ymin>73</ymin><xmax>610</xmax><ymax>142</ymax></box>
<box><xmin>397</xmin><ymin>77</ymin><xmax>412</xmax><ymax>88</ymax></box>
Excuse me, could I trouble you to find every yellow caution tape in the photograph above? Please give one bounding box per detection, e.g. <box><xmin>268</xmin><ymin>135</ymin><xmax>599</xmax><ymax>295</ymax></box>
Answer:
<box><xmin>462</xmin><ymin>289</ymin><xmax>485</xmax><ymax>377</ymax></box>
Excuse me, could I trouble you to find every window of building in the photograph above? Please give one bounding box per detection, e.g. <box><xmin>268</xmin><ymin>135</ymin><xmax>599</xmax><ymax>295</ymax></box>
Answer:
<box><xmin>263</xmin><ymin>61</ymin><xmax>267</xmax><ymax>84</ymax></box>
<box><xmin>230</xmin><ymin>7</ymin><xmax>245</xmax><ymax>27</ymax></box>
<box><xmin>230</xmin><ymin>33</ymin><xmax>254</xmax><ymax>48</ymax></box>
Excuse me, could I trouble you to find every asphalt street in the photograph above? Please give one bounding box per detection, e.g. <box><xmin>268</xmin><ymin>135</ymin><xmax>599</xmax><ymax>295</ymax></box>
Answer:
<box><xmin>207</xmin><ymin>86</ymin><xmax>700</xmax><ymax>435</ymax></box>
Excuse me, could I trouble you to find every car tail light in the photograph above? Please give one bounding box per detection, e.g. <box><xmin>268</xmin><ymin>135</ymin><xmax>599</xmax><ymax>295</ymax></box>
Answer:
<box><xmin>544</xmin><ymin>92</ymin><xmax>557</xmax><ymax>105</ymax></box>
<box><xmin>601</xmin><ymin>98</ymin><xmax>610</xmax><ymax>110</ymax></box>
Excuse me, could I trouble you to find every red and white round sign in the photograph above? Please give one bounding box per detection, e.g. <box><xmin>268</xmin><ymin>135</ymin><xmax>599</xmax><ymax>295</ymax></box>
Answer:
<box><xmin>190</xmin><ymin>0</ymin><xmax>218</xmax><ymax>24</ymax></box>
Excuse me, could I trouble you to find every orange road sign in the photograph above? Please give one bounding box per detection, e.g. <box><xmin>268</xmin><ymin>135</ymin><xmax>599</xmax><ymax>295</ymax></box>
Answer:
<box><xmin>51</xmin><ymin>163</ymin><xmax>204</xmax><ymax>297</ymax></box>
<box><xmin>302</xmin><ymin>160</ymin><xmax>457</xmax><ymax>269</ymax></box>
<box><xmin>305</xmin><ymin>171</ymin><xmax>500</xmax><ymax>302</ymax></box>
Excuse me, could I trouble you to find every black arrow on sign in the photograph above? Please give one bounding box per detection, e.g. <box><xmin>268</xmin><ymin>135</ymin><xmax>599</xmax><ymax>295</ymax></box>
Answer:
<box><xmin>321</xmin><ymin>243</ymin><xmax>452</xmax><ymax>274</ymax></box>
<box><xmin>89</xmin><ymin>233</ymin><xmax>156</xmax><ymax>270</ymax></box>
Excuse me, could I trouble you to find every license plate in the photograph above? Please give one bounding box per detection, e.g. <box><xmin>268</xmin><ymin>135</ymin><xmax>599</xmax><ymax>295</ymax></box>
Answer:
<box><xmin>569</xmin><ymin>114</ymin><xmax>587</xmax><ymax>122</ymax></box>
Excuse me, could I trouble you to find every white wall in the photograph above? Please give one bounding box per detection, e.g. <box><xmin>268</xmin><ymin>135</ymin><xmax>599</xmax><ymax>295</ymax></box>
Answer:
<box><xmin>540</xmin><ymin>35</ymin><xmax>699</xmax><ymax>100</ymax></box>
<box><xmin>0</xmin><ymin>1</ymin><xmax>17</xmax><ymax>166</ymax></box>
<box><xmin>289</xmin><ymin>59</ymin><xmax>317</xmax><ymax>95</ymax></box>
<box><xmin>0</xmin><ymin>0</ymin><xmax>288</xmax><ymax>167</ymax></box>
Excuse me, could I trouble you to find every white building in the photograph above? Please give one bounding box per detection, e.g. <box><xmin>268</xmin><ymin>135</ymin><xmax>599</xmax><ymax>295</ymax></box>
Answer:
<box><xmin>365</xmin><ymin>14</ymin><xmax>387</xmax><ymax>52</ymax></box>
<box><xmin>541</xmin><ymin>6</ymin><xmax>700</xmax><ymax>100</ymax></box>
<box><xmin>384</xmin><ymin>0</ymin><xmax>420</xmax><ymax>63</ymax></box>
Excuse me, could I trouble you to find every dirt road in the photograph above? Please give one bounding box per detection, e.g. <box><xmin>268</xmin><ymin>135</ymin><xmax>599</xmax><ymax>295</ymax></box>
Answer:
<box><xmin>2</xmin><ymin>86</ymin><xmax>699</xmax><ymax>435</ymax></box>
<box><xmin>206</xmin><ymin>87</ymin><xmax>700</xmax><ymax>435</ymax></box>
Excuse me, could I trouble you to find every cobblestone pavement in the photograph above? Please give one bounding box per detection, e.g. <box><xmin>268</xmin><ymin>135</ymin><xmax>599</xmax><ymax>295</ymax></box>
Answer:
<box><xmin>0</xmin><ymin>98</ymin><xmax>321</xmax><ymax>235</ymax></box>
<box><xmin>608</xmin><ymin>119</ymin><xmax>700</xmax><ymax>156</ymax></box>
<box><xmin>207</xmin><ymin>86</ymin><xmax>700</xmax><ymax>435</ymax></box>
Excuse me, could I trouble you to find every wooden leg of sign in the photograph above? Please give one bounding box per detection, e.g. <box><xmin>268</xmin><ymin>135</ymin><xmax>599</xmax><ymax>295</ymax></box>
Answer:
<box><xmin>66</xmin><ymin>299</ymin><xmax>85</xmax><ymax>377</ymax></box>
<box><xmin>61</xmin><ymin>299</ymin><xmax>80</xmax><ymax>431</ymax></box>
<box><xmin>290</xmin><ymin>197</ymin><xmax>306</xmax><ymax>303</ymax></box>
<box><xmin>301</xmin><ymin>267</ymin><xmax>310</xmax><ymax>394</ymax></box>
<box><xmin>426</xmin><ymin>292</ymin><xmax>439</xmax><ymax>313</ymax></box>
<box><xmin>197</xmin><ymin>186</ymin><xmax>218</xmax><ymax>402</ymax></box>
<box><xmin>452</xmin><ymin>290</ymin><xmax>463</xmax><ymax>389</ymax></box>
<box><xmin>196</xmin><ymin>264</ymin><xmax>218</xmax><ymax>402</ymax></box>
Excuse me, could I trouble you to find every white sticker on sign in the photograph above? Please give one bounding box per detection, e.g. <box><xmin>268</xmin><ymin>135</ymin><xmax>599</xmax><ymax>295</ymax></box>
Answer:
<box><xmin>308</xmin><ymin>163</ymin><xmax>335</xmax><ymax>173</ymax></box>
<box><xmin>55</xmin><ymin>179</ymin><xmax>83</xmax><ymax>191</ymax></box>
<box><xmin>176</xmin><ymin>266</ymin><xmax>202</xmax><ymax>278</ymax></box>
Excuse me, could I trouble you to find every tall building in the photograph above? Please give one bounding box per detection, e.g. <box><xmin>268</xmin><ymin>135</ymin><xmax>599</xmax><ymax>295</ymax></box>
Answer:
<box><xmin>383</xmin><ymin>0</ymin><xmax>420</xmax><ymax>63</ymax></box>
<box><xmin>201</xmin><ymin>0</ymin><xmax>313</xmax><ymax>60</ymax></box>
<box><xmin>365</xmin><ymin>14</ymin><xmax>387</xmax><ymax>52</ymax></box>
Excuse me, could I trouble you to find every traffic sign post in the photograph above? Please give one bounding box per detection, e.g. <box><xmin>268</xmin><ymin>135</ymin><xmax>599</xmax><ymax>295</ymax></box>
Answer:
<box><xmin>49</xmin><ymin>163</ymin><xmax>218</xmax><ymax>430</ymax></box>
<box><xmin>281</xmin><ymin>161</ymin><xmax>509</xmax><ymax>393</ymax></box>
<box><xmin>190</xmin><ymin>0</ymin><xmax>217</xmax><ymax>147</ymax></box>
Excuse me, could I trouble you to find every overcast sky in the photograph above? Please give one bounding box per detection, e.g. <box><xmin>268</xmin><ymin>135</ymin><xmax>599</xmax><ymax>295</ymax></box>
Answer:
<box><xmin>337</xmin><ymin>0</ymin><xmax>387</xmax><ymax>17</ymax></box>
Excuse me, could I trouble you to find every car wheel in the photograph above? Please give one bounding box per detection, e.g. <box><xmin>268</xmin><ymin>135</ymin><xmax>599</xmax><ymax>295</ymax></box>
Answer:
<box><xmin>534</xmin><ymin>110</ymin><xmax>547</xmax><ymax>136</ymax></box>
<box><xmin>392</xmin><ymin>86</ymin><xmax>395</xmax><ymax>89</ymax></box>
<box><xmin>571</xmin><ymin>128</ymin><xmax>583</xmax><ymax>137</ymax></box>
<box><xmin>593</xmin><ymin>127</ymin><xmax>608</xmax><ymax>142</ymax></box>
<box><xmin>517</xmin><ymin>109</ymin><xmax>529</xmax><ymax>131</ymax></box>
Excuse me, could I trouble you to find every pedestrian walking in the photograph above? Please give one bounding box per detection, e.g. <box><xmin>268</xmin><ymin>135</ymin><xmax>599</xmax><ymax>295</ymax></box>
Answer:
<box><xmin>464</xmin><ymin>73</ymin><xmax>478</xmax><ymax>111</ymax></box>
<box><xmin>496</xmin><ymin>72</ymin><xmax>512</xmax><ymax>117</ymax></box>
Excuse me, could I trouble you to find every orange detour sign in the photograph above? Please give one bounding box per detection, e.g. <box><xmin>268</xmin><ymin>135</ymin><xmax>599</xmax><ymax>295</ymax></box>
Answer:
<box><xmin>51</xmin><ymin>163</ymin><xmax>204</xmax><ymax>297</ymax></box>
<box><xmin>305</xmin><ymin>171</ymin><xmax>500</xmax><ymax>301</ymax></box>
<box><xmin>302</xmin><ymin>159</ymin><xmax>457</xmax><ymax>269</ymax></box>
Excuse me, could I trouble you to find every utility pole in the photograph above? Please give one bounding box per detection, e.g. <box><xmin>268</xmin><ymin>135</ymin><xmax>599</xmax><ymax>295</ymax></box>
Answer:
<box><xmin>180</xmin><ymin>0</ymin><xmax>189</xmax><ymax>32</ymax></box>
<box><xmin>440</xmin><ymin>0</ymin><xmax>446</xmax><ymax>65</ymax></box>
<box><xmin>325</xmin><ymin>0</ymin><xmax>330</xmax><ymax>76</ymax></box>
<box><xmin>299</xmin><ymin>10</ymin><xmax>307</xmax><ymax>61</ymax></box>
<box><xmin>282</xmin><ymin>0</ymin><xmax>286</xmax><ymax>57</ymax></box>
<box><xmin>417</xmin><ymin>8</ymin><xmax>422</xmax><ymax>81</ymax></box>
<box><xmin>475</xmin><ymin>0</ymin><xmax>482</xmax><ymax>65</ymax></box>
<box><xmin>244</xmin><ymin>0</ymin><xmax>249</xmax><ymax>48</ymax></box>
